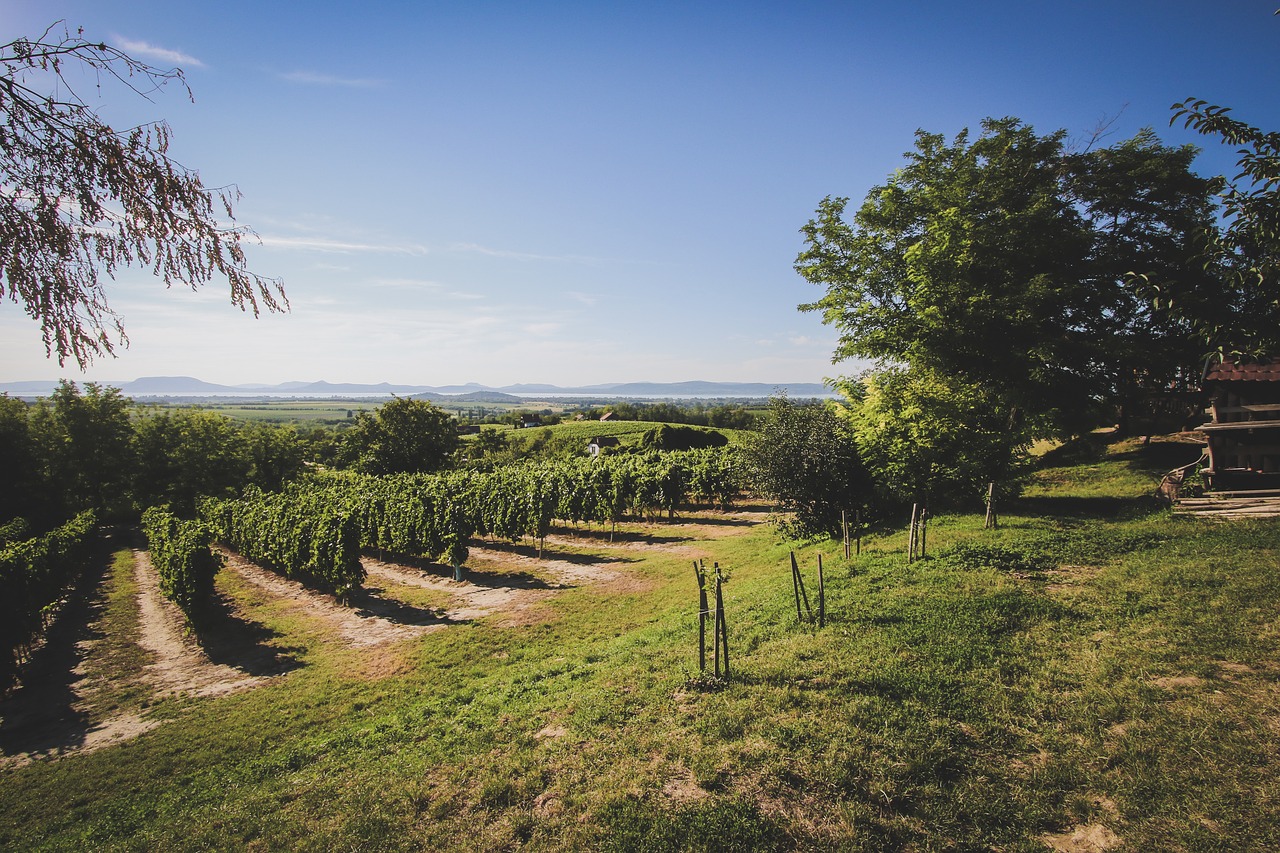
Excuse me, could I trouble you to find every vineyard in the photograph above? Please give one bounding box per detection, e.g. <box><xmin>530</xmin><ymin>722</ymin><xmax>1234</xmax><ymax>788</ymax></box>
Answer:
<box><xmin>0</xmin><ymin>512</ymin><xmax>98</xmax><ymax>694</ymax></box>
<box><xmin>195</xmin><ymin>447</ymin><xmax>742</xmax><ymax>609</ymax></box>
<box><xmin>4</xmin><ymin>438</ymin><xmax>1280</xmax><ymax>850</ymax></box>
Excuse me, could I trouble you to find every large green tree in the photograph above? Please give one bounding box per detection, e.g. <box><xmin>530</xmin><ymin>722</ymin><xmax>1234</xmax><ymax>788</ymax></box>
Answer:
<box><xmin>0</xmin><ymin>25</ymin><xmax>284</xmax><ymax>367</ymax></box>
<box><xmin>27</xmin><ymin>380</ymin><xmax>135</xmax><ymax>522</ymax></box>
<box><xmin>797</xmin><ymin>118</ymin><xmax>1221</xmax><ymax>438</ymax></box>
<box><xmin>133</xmin><ymin>410</ymin><xmax>252</xmax><ymax>515</ymax></box>
<box><xmin>341</xmin><ymin>397</ymin><xmax>460</xmax><ymax>475</ymax></box>
<box><xmin>842</xmin><ymin>367</ymin><xmax>1031</xmax><ymax>507</ymax></box>
<box><xmin>741</xmin><ymin>394</ymin><xmax>870</xmax><ymax>538</ymax></box>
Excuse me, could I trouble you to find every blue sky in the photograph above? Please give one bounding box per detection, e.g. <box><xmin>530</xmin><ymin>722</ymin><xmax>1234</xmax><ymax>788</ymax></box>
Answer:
<box><xmin>2</xmin><ymin>1</ymin><xmax>1277</xmax><ymax>387</ymax></box>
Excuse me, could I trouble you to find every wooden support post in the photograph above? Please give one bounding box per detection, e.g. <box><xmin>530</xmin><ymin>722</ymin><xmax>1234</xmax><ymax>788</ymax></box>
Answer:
<box><xmin>790</xmin><ymin>551</ymin><xmax>803</xmax><ymax>620</ymax></box>
<box><xmin>855</xmin><ymin>509</ymin><xmax>861</xmax><ymax>557</ymax></box>
<box><xmin>715</xmin><ymin>565</ymin><xmax>729</xmax><ymax>678</ymax></box>
<box><xmin>908</xmin><ymin>503</ymin><xmax>919</xmax><ymax>563</ymax></box>
<box><xmin>984</xmin><ymin>482</ymin><xmax>997</xmax><ymax>530</ymax></box>
<box><xmin>796</xmin><ymin>557</ymin><xmax>813</xmax><ymax>622</ymax></box>
<box><xmin>842</xmin><ymin>511</ymin><xmax>850</xmax><ymax>560</ymax></box>
<box><xmin>818</xmin><ymin>553</ymin><xmax>825</xmax><ymax>629</ymax></box>
<box><xmin>694</xmin><ymin>560</ymin><xmax>707</xmax><ymax>673</ymax></box>
<box><xmin>713</xmin><ymin>570</ymin><xmax>722</xmax><ymax>678</ymax></box>
<box><xmin>919</xmin><ymin>505</ymin><xmax>927</xmax><ymax>559</ymax></box>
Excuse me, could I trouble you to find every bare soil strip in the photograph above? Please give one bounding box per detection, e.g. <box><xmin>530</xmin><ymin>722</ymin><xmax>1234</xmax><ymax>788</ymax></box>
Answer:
<box><xmin>221</xmin><ymin>551</ymin><xmax>446</xmax><ymax>646</ymax></box>
<box><xmin>134</xmin><ymin>550</ymin><xmax>269</xmax><ymax>698</ymax></box>
<box><xmin>363</xmin><ymin>558</ymin><xmax>555</xmax><ymax>622</ymax></box>
<box><xmin>1</xmin><ymin>553</ymin><xmax>158</xmax><ymax>769</ymax></box>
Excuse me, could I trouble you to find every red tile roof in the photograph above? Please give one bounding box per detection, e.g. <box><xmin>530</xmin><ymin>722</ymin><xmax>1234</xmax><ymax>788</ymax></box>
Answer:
<box><xmin>1204</xmin><ymin>359</ymin><xmax>1280</xmax><ymax>383</ymax></box>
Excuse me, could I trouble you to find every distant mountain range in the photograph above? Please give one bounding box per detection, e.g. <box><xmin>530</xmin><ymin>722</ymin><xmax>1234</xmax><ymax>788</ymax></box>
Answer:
<box><xmin>0</xmin><ymin>376</ymin><xmax>834</xmax><ymax>399</ymax></box>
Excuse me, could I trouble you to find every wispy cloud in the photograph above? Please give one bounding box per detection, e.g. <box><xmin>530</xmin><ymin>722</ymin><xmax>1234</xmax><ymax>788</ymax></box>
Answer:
<box><xmin>112</xmin><ymin>36</ymin><xmax>205</xmax><ymax>68</ymax></box>
<box><xmin>257</xmin><ymin>235</ymin><xmax>429</xmax><ymax>255</ymax></box>
<box><xmin>367</xmin><ymin>277</ymin><xmax>443</xmax><ymax>290</ymax></box>
<box><xmin>279</xmin><ymin>71</ymin><xmax>386</xmax><ymax>88</ymax></box>
<box><xmin>447</xmin><ymin>242</ymin><xmax>604</xmax><ymax>264</ymax></box>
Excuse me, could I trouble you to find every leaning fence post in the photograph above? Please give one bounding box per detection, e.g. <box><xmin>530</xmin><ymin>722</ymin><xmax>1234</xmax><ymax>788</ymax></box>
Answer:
<box><xmin>908</xmin><ymin>503</ymin><xmax>919</xmax><ymax>563</ymax></box>
<box><xmin>984</xmin><ymin>482</ymin><xmax>998</xmax><ymax>529</ymax></box>
<box><xmin>796</xmin><ymin>557</ymin><xmax>813</xmax><ymax>622</ymax></box>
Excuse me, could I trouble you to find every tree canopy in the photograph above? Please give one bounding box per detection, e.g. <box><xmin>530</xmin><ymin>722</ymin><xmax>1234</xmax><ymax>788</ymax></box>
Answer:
<box><xmin>1157</xmin><ymin>98</ymin><xmax>1280</xmax><ymax>357</ymax></box>
<box><xmin>340</xmin><ymin>397</ymin><xmax>460</xmax><ymax>475</ymax></box>
<box><xmin>0</xmin><ymin>24</ymin><xmax>285</xmax><ymax>367</ymax></box>
<box><xmin>741</xmin><ymin>395</ymin><xmax>869</xmax><ymax>538</ymax></box>
<box><xmin>840</xmin><ymin>367</ymin><xmax>1031</xmax><ymax>507</ymax></box>
<box><xmin>797</xmin><ymin>117</ymin><xmax>1222</xmax><ymax>437</ymax></box>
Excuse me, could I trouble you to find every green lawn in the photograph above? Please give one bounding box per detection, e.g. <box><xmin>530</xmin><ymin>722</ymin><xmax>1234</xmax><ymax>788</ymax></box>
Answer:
<box><xmin>1</xmin><ymin>436</ymin><xmax>1277</xmax><ymax>850</ymax></box>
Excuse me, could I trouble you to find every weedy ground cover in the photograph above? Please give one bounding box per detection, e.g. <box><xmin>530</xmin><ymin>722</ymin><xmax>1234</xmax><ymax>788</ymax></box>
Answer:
<box><xmin>0</xmin><ymin>435</ymin><xmax>1276</xmax><ymax>850</ymax></box>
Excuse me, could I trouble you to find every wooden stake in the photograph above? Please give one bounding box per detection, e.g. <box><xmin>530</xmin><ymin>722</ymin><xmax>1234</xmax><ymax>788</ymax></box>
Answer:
<box><xmin>790</xmin><ymin>551</ymin><xmax>803</xmax><ymax>620</ymax></box>
<box><xmin>984</xmin><ymin>482</ymin><xmax>997</xmax><ymax>529</ymax></box>
<box><xmin>795</xmin><ymin>557</ymin><xmax>813</xmax><ymax>622</ymax></box>
<box><xmin>908</xmin><ymin>503</ymin><xmax>919</xmax><ymax>563</ymax></box>
<box><xmin>920</xmin><ymin>505</ymin><xmax>927</xmax><ymax>559</ymax></box>
<box><xmin>694</xmin><ymin>560</ymin><xmax>707</xmax><ymax>673</ymax></box>
<box><xmin>715</xmin><ymin>565</ymin><xmax>729</xmax><ymax>677</ymax></box>
<box><xmin>818</xmin><ymin>553</ymin><xmax>825</xmax><ymax>629</ymax></box>
<box><xmin>855</xmin><ymin>509</ymin><xmax>861</xmax><ymax>557</ymax></box>
<box><xmin>842</xmin><ymin>510</ymin><xmax>850</xmax><ymax>560</ymax></box>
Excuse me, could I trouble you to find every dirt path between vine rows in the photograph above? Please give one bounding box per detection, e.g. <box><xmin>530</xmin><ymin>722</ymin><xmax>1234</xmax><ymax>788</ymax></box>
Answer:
<box><xmin>134</xmin><ymin>550</ymin><xmax>272</xmax><ymax>698</ymax></box>
<box><xmin>1</xmin><ymin>550</ymin><xmax>275</xmax><ymax>769</ymax></box>
<box><xmin>1</xmin><ymin>511</ymin><xmax>766</xmax><ymax>769</ymax></box>
<box><xmin>221</xmin><ymin>551</ymin><xmax>451</xmax><ymax>646</ymax></box>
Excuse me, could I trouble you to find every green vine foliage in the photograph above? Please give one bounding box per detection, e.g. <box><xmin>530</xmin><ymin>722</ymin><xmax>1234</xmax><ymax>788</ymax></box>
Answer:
<box><xmin>200</xmin><ymin>448</ymin><xmax>742</xmax><ymax>603</ymax></box>
<box><xmin>202</xmin><ymin>487</ymin><xmax>363</xmax><ymax>604</ymax></box>
<box><xmin>0</xmin><ymin>510</ymin><xmax>97</xmax><ymax>693</ymax></box>
<box><xmin>141</xmin><ymin>506</ymin><xmax>222</xmax><ymax>623</ymax></box>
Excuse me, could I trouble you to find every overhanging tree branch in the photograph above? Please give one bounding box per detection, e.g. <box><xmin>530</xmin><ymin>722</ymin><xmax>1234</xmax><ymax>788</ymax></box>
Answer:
<box><xmin>0</xmin><ymin>23</ymin><xmax>286</xmax><ymax>368</ymax></box>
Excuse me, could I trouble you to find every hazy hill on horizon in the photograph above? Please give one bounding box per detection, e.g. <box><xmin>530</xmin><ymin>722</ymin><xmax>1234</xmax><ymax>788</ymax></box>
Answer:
<box><xmin>0</xmin><ymin>376</ymin><xmax>835</xmax><ymax>399</ymax></box>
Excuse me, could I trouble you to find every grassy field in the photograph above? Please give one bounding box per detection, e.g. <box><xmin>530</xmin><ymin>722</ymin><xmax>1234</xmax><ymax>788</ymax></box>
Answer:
<box><xmin>144</xmin><ymin>400</ymin><xmax>381</xmax><ymax>425</ymax></box>
<box><xmin>484</xmin><ymin>419</ymin><xmax>751</xmax><ymax>448</ymax></box>
<box><xmin>1</xmin><ymin>436</ymin><xmax>1277</xmax><ymax>850</ymax></box>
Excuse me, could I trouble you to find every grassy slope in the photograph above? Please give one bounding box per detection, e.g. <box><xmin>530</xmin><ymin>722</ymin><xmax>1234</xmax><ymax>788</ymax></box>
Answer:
<box><xmin>1</xmin><ymin>437</ymin><xmax>1278</xmax><ymax>850</ymax></box>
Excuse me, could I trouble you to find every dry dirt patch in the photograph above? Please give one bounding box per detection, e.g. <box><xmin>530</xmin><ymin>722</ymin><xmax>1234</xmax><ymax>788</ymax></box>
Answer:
<box><xmin>1040</xmin><ymin>823</ymin><xmax>1122</xmax><ymax>853</ymax></box>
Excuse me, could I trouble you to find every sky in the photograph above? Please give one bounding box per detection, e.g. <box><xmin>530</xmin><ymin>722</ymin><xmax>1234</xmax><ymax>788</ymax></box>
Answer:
<box><xmin>2</xmin><ymin>1</ymin><xmax>1278</xmax><ymax>388</ymax></box>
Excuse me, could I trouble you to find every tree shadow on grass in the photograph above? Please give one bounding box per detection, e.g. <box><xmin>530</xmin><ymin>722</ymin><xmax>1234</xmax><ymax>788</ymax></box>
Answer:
<box><xmin>193</xmin><ymin>588</ymin><xmax>303</xmax><ymax>678</ymax></box>
<box><xmin>1039</xmin><ymin>430</ymin><xmax>1205</xmax><ymax>476</ymax></box>
<box><xmin>1011</xmin><ymin>494</ymin><xmax>1160</xmax><ymax>522</ymax></box>
<box><xmin>367</xmin><ymin>551</ymin><xmax>561</xmax><ymax>591</ymax></box>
